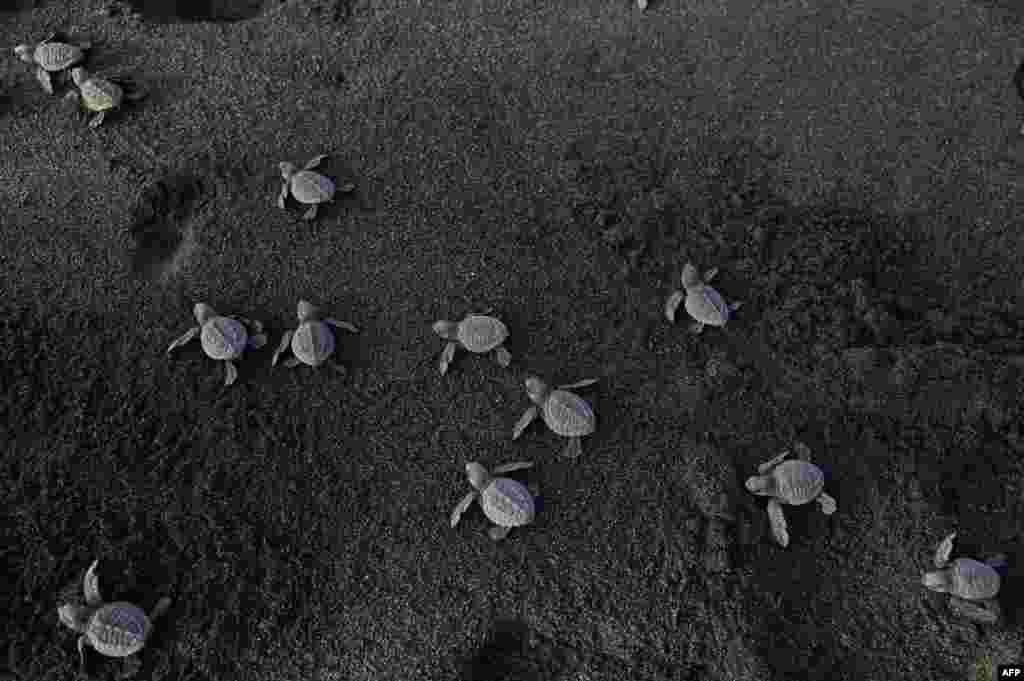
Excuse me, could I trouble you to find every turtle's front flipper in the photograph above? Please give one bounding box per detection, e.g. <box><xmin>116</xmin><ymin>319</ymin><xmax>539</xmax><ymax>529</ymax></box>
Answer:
<box><xmin>77</xmin><ymin>636</ymin><xmax>91</xmax><ymax>670</ymax></box>
<box><xmin>277</xmin><ymin>183</ymin><xmax>289</xmax><ymax>209</ymax></box>
<box><xmin>949</xmin><ymin>596</ymin><xmax>1000</xmax><ymax>624</ymax></box>
<box><xmin>512</xmin><ymin>406</ymin><xmax>538</xmax><ymax>439</ymax></box>
<box><xmin>224</xmin><ymin>360</ymin><xmax>238</xmax><ymax>386</ymax></box>
<box><xmin>302</xmin><ymin>205</ymin><xmax>318</xmax><ymax>220</ymax></box>
<box><xmin>935</xmin><ymin>532</ymin><xmax>957</xmax><ymax>568</ymax></box>
<box><xmin>36</xmin><ymin>66</ymin><xmax>54</xmax><ymax>94</ymax></box>
<box><xmin>272</xmin><ymin>330</ymin><xmax>294</xmax><ymax>366</ymax></box>
<box><xmin>326</xmin><ymin>318</ymin><xmax>359</xmax><ymax>333</ymax></box>
<box><xmin>304</xmin><ymin>154</ymin><xmax>327</xmax><ymax>170</ymax></box>
<box><xmin>450</xmin><ymin>491</ymin><xmax>477</xmax><ymax>528</ymax></box>
<box><xmin>488</xmin><ymin>525</ymin><xmax>511</xmax><ymax>541</ymax></box>
<box><xmin>166</xmin><ymin>326</ymin><xmax>200</xmax><ymax>354</ymax></box>
<box><xmin>83</xmin><ymin>559</ymin><xmax>103</xmax><ymax>605</ymax></box>
<box><xmin>816</xmin><ymin>492</ymin><xmax>837</xmax><ymax>515</ymax></box>
<box><xmin>558</xmin><ymin>378</ymin><xmax>597</xmax><ymax>390</ymax></box>
<box><xmin>757</xmin><ymin>450</ymin><xmax>789</xmax><ymax>474</ymax></box>
<box><xmin>665</xmin><ymin>290</ymin><xmax>684</xmax><ymax>323</ymax></box>
<box><xmin>561</xmin><ymin>437</ymin><xmax>582</xmax><ymax>459</ymax></box>
<box><xmin>767</xmin><ymin>499</ymin><xmax>789</xmax><ymax>547</ymax></box>
<box><xmin>494</xmin><ymin>346</ymin><xmax>512</xmax><ymax>367</ymax></box>
<box><xmin>89</xmin><ymin>111</ymin><xmax>106</xmax><ymax>128</ymax></box>
<box><xmin>492</xmin><ymin>461</ymin><xmax>533</xmax><ymax>475</ymax></box>
<box><xmin>439</xmin><ymin>341</ymin><xmax>457</xmax><ymax>376</ymax></box>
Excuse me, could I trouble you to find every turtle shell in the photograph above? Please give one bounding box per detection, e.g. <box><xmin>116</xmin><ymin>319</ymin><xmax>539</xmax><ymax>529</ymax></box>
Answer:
<box><xmin>685</xmin><ymin>286</ymin><xmax>731</xmax><ymax>326</ymax></box>
<box><xmin>289</xmin><ymin>171</ymin><xmax>335</xmax><ymax>205</ymax></box>
<box><xmin>291</xmin><ymin>320</ymin><xmax>335</xmax><ymax>366</ymax></box>
<box><xmin>947</xmin><ymin>558</ymin><xmax>1001</xmax><ymax>600</ymax></box>
<box><xmin>541</xmin><ymin>390</ymin><xmax>596</xmax><ymax>438</ymax></box>
<box><xmin>79</xmin><ymin>77</ymin><xmax>123</xmax><ymax>113</ymax></box>
<box><xmin>457</xmin><ymin>315</ymin><xmax>508</xmax><ymax>353</ymax></box>
<box><xmin>772</xmin><ymin>460</ymin><xmax>824</xmax><ymax>505</ymax></box>
<box><xmin>34</xmin><ymin>42</ymin><xmax>85</xmax><ymax>71</ymax></box>
<box><xmin>86</xmin><ymin>602</ymin><xmax>149</xmax><ymax>657</ymax></box>
<box><xmin>200</xmin><ymin>317</ymin><xmax>248</xmax><ymax>360</ymax></box>
<box><xmin>480</xmin><ymin>477</ymin><xmax>535</xmax><ymax>528</ymax></box>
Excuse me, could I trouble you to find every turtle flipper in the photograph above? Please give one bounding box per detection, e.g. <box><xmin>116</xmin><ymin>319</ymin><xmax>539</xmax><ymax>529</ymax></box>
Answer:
<box><xmin>488</xmin><ymin>525</ymin><xmax>511</xmax><ymax>541</ymax></box>
<box><xmin>149</xmin><ymin>597</ymin><xmax>172</xmax><ymax>623</ymax></box>
<box><xmin>450</xmin><ymin>491</ymin><xmax>477</xmax><ymax>528</ymax></box>
<box><xmin>665</xmin><ymin>290</ymin><xmax>684</xmax><ymax>323</ymax></box>
<box><xmin>36</xmin><ymin>66</ymin><xmax>54</xmax><ymax>94</ymax></box>
<box><xmin>757</xmin><ymin>450</ymin><xmax>789</xmax><ymax>474</ymax></box>
<box><xmin>302</xmin><ymin>204</ymin><xmax>318</xmax><ymax>220</ymax></box>
<box><xmin>767</xmin><ymin>499</ymin><xmax>789</xmax><ymax>547</ymax></box>
<box><xmin>558</xmin><ymin>378</ymin><xmax>598</xmax><ymax>390</ymax></box>
<box><xmin>83</xmin><ymin>559</ymin><xmax>103</xmax><ymax>605</ymax></box>
<box><xmin>325</xmin><ymin>318</ymin><xmax>359</xmax><ymax>333</ymax></box>
<box><xmin>494</xmin><ymin>346</ymin><xmax>512</xmax><ymax>367</ymax></box>
<box><xmin>816</xmin><ymin>492</ymin><xmax>837</xmax><ymax>515</ymax></box>
<box><xmin>167</xmin><ymin>326</ymin><xmax>200</xmax><ymax>354</ymax></box>
<box><xmin>77</xmin><ymin>635</ymin><xmax>91</xmax><ymax>670</ymax></box>
<box><xmin>561</xmin><ymin>437</ymin><xmax>582</xmax><ymax>459</ymax></box>
<box><xmin>512</xmin><ymin>406</ymin><xmax>538</xmax><ymax>439</ymax></box>
<box><xmin>271</xmin><ymin>330</ymin><xmax>294</xmax><ymax>366</ymax></box>
<box><xmin>935</xmin><ymin>532</ymin><xmax>957</xmax><ymax>568</ymax></box>
<box><xmin>703</xmin><ymin>267</ymin><xmax>718</xmax><ymax>282</ymax></box>
<box><xmin>439</xmin><ymin>341</ymin><xmax>457</xmax><ymax>376</ymax></box>
<box><xmin>224</xmin><ymin>360</ymin><xmax>238</xmax><ymax>386</ymax></box>
<box><xmin>88</xmin><ymin>111</ymin><xmax>106</xmax><ymax>128</ymax></box>
<box><xmin>492</xmin><ymin>461</ymin><xmax>533</xmax><ymax>475</ymax></box>
<box><xmin>949</xmin><ymin>596</ymin><xmax>1000</xmax><ymax>624</ymax></box>
<box><xmin>304</xmin><ymin>154</ymin><xmax>327</xmax><ymax>170</ymax></box>
<box><xmin>277</xmin><ymin>183</ymin><xmax>289</xmax><ymax>209</ymax></box>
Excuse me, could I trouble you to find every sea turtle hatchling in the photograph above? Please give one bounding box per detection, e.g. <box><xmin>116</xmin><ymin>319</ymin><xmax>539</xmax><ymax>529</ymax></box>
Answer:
<box><xmin>432</xmin><ymin>313</ymin><xmax>511</xmax><ymax>375</ymax></box>
<box><xmin>745</xmin><ymin>442</ymin><xmax>836</xmax><ymax>547</ymax></box>
<box><xmin>665</xmin><ymin>262</ymin><xmax>742</xmax><ymax>333</ymax></box>
<box><xmin>277</xmin><ymin>154</ymin><xmax>355</xmax><ymax>220</ymax></box>
<box><xmin>272</xmin><ymin>299</ymin><xmax>358</xmax><ymax>371</ymax></box>
<box><xmin>14</xmin><ymin>32</ymin><xmax>91</xmax><ymax>95</ymax></box>
<box><xmin>58</xmin><ymin>559</ymin><xmax>171</xmax><ymax>675</ymax></box>
<box><xmin>64</xmin><ymin>67</ymin><xmax>148</xmax><ymax>128</ymax></box>
<box><xmin>513</xmin><ymin>376</ymin><xmax>597</xmax><ymax>459</ymax></box>
<box><xmin>922</xmin><ymin>532</ymin><xmax>1005</xmax><ymax>624</ymax></box>
<box><xmin>166</xmin><ymin>302</ymin><xmax>267</xmax><ymax>386</ymax></box>
<box><xmin>450</xmin><ymin>461</ymin><xmax>537</xmax><ymax>541</ymax></box>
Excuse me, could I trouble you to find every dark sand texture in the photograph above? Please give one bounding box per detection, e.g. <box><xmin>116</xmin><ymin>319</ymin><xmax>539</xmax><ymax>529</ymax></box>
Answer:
<box><xmin>1</xmin><ymin>0</ymin><xmax>1023</xmax><ymax>679</ymax></box>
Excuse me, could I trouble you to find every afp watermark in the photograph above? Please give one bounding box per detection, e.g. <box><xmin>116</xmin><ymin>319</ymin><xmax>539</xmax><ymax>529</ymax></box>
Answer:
<box><xmin>997</xmin><ymin>665</ymin><xmax>1024</xmax><ymax>678</ymax></box>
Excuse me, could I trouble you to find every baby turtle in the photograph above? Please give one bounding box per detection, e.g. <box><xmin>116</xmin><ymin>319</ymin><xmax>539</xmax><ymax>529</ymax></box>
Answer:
<box><xmin>513</xmin><ymin>376</ymin><xmax>597</xmax><ymax>459</ymax></box>
<box><xmin>745</xmin><ymin>443</ymin><xmax>836</xmax><ymax>547</ymax></box>
<box><xmin>922</xmin><ymin>532</ymin><xmax>1005</xmax><ymax>624</ymax></box>
<box><xmin>166</xmin><ymin>302</ymin><xmax>267</xmax><ymax>386</ymax></box>
<box><xmin>432</xmin><ymin>313</ymin><xmax>511</xmax><ymax>375</ymax></box>
<box><xmin>665</xmin><ymin>263</ymin><xmax>742</xmax><ymax>333</ymax></box>
<box><xmin>14</xmin><ymin>32</ymin><xmax>90</xmax><ymax>95</ymax></box>
<box><xmin>58</xmin><ymin>559</ymin><xmax>171</xmax><ymax>675</ymax></box>
<box><xmin>277</xmin><ymin>154</ymin><xmax>354</xmax><ymax>220</ymax></box>
<box><xmin>272</xmin><ymin>299</ymin><xmax>358</xmax><ymax>371</ymax></box>
<box><xmin>450</xmin><ymin>461</ymin><xmax>537</xmax><ymax>541</ymax></box>
<box><xmin>64</xmin><ymin>67</ymin><xmax>148</xmax><ymax>128</ymax></box>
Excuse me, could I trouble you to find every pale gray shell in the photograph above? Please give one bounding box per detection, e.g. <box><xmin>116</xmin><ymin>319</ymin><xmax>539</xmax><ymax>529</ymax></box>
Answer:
<box><xmin>772</xmin><ymin>460</ymin><xmax>824</xmax><ymax>505</ymax></box>
<box><xmin>945</xmin><ymin>558</ymin><xmax>1001</xmax><ymax>600</ymax></box>
<box><xmin>542</xmin><ymin>390</ymin><xmax>596</xmax><ymax>437</ymax></box>
<box><xmin>86</xmin><ymin>602</ymin><xmax>149</xmax><ymax>657</ymax></box>
<box><xmin>480</xmin><ymin>478</ymin><xmax>535</xmax><ymax>527</ymax></box>
<box><xmin>457</xmin><ymin>315</ymin><xmax>508</xmax><ymax>353</ymax></box>
<box><xmin>200</xmin><ymin>317</ymin><xmax>248</xmax><ymax>360</ymax></box>
<box><xmin>289</xmin><ymin>171</ymin><xmax>335</xmax><ymax>204</ymax></box>
<box><xmin>685</xmin><ymin>286</ymin><xmax>731</xmax><ymax>326</ymax></box>
<box><xmin>291</xmin><ymin>320</ymin><xmax>335</xmax><ymax>365</ymax></box>
<box><xmin>79</xmin><ymin>77</ymin><xmax>122</xmax><ymax>112</ymax></box>
<box><xmin>34</xmin><ymin>42</ymin><xmax>85</xmax><ymax>71</ymax></box>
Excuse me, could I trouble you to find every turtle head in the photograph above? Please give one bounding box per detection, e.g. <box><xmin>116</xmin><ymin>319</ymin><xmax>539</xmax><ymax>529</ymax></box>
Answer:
<box><xmin>744</xmin><ymin>475</ymin><xmax>775</xmax><ymax>496</ymax></box>
<box><xmin>297</xmin><ymin>300</ymin><xmax>319</xmax><ymax>323</ymax></box>
<box><xmin>524</xmin><ymin>376</ymin><xmax>551</xmax><ymax>405</ymax></box>
<box><xmin>921</xmin><ymin>569</ymin><xmax>951</xmax><ymax>593</ymax></box>
<box><xmin>70</xmin><ymin>67</ymin><xmax>88</xmax><ymax>87</ymax></box>
<box><xmin>194</xmin><ymin>302</ymin><xmax>217</xmax><ymax>325</ymax></box>
<box><xmin>432</xmin><ymin>320</ymin><xmax>458</xmax><ymax>340</ymax></box>
<box><xmin>57</xmin><ymin>604</ymin><xmax>92</xmax><ymax>632</ymax></box>
<box><xmin>14</xmin><ymin>44</ymin><xmax>33</xmax><ymax>63</ymax></box>
<box><xmin>681</xmin><ymin>263</ymin><xmax>702</xmax><ymax>290</ymax></box>
<box><xmin>466</xmin><ymin>462</ymin><xmax>491</xmax><ymax>490</ymax></box>
<box><xmin>279</xmin><ymin>162</ymin><xmax>296</xmax><ymax>180</ymax></box>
